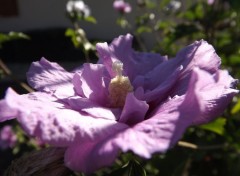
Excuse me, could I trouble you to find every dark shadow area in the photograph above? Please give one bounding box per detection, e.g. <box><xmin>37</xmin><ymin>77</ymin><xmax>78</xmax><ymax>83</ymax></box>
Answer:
<box><xmin>0</xmin><ymin>27</ymin><xmax>97</xmax><ymax>63</ymax></box>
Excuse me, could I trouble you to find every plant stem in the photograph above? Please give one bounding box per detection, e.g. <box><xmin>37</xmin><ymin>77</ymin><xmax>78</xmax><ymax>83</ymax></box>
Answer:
<box><xmin>0</xmin><ymin>58</ymin><xmax>34</xmax><ymax>93</ymax></box>
<box><xmin>178</xmin><ymin>141</ymin><xmax>228</xmax><ymax>150</ymax></box>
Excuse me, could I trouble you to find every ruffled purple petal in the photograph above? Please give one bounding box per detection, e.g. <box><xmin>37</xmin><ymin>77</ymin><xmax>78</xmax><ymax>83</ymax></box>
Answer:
<box><xmin>144</xmin><ymin>40</ymin><xmax>221</xmax><ymax>93</ymax></box>
<box><xmin>96</xmin><ymin>34</ymin><xmax>134</xmax><ymax>78</ymax></box>
<box><xmin>119</xmin><ymin>93</ymin><xmax>149</xmax><ymax>125</ymax></box>
<box><xmin>1</xmin><ymin>88</ymin><xmax>60</xmax><ymax>123</ymax></box>
<box><xmin>170</xmin><ymin>40</ymin><xmax>222</xmax><ymax>96</ymax></box>
<box><xmin>96</xmin><ymin>34</ymin><xmax>167</xmax><ymax>82</ymax></box>
<box><xmin>113</xmin><ymin>95</ymin><xmax>185</xmax><ymax>158</ymax></box>
<box><xmin>0</xmin><ymin>99</ymin><xmax>17</xmax><ymax>122</ymax></box>
<box><xmin>136</xmin><ymin>65</ymin><xmax>183</xmax><ymax>103</ymax></box>
<box><xmin>185</xmin><ymin>68</ymin><xmax>239</xmax><ymax>125</ymax></box>
<box><xmin>80</xmin><ymin>63</ymin><xmax>110</xmax><ymax>105</ymax></box>
<box><xmin>27</xmin><ymin>109</ymin><xmax>126</xmax><ymax>146</ymax></box>
<box><xmin>72</xmin><ymin>72</ymin><xmax>85</xmax><ymax>97</ymax></box>
<box><xmin>27</xmin><ymin>58</ymin><xmax>74</xmax><ymax>94</ymax></box>
<box><xmin>113</xmin><ymin>66</ymin><xmax>238</xmax><ymax>158</ymax></box>
<box><xmin>2</xmin><ymin>88</ymin><xmax>128</xmax><ymax>147</ymax></box>
<box><xmin>132</xmin><ymin>52</ymin><xmax>167</xmax><ymax>77</ymax></box>
<box><xmin>114</xmin><ymin>95</ymin><xmax>195</xmax><ymax>158</ymax></box>
<box><xmin>177</xmin><ymin>40</ymin><xmax>221</xmax><ymax>74</ymax></box>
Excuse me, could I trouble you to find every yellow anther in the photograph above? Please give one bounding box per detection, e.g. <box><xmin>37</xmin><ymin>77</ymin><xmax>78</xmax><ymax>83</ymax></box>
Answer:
<box><xmin>108</xmin><ymin>61</ymin><xmax>133</xmax><ymax>107</ymax></box>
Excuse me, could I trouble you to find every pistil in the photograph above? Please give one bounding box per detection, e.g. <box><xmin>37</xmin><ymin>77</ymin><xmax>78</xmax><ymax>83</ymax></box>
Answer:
<box><xmin>108</xmin><ymin>61</ymin><xmax>133</xmax><ymax>107</ymax></box>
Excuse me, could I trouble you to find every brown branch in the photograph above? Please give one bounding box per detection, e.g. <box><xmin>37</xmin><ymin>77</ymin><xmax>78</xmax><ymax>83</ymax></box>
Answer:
<box><xmin>178</xmin><ymin>141</ymin><xmax>228</xmax><ymax>150</ymax></box>
<box><xmin>0</xmin><ymin>59</ymin><xmax>34</xmax><ymax>93</ymax></box>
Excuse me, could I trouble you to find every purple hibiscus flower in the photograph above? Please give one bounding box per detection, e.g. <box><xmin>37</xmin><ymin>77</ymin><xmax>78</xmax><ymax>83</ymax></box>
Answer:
<box><xmin>113</xmin><ymin>0</ymin><xmax>132</xmax><ymax>14</ymax></box>
<box><xmin>0</xmin><ymin>125</ymin><xmax>17</xmax><ymax>150</ymax></box>
<box><xmin>0</xmin><ymin>34</ymin><xmax>238</xmax><ymax>173</ymax></box>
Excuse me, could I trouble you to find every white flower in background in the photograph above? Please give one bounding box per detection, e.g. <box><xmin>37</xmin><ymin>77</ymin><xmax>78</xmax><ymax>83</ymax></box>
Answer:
<box><xmin>165</xmin><ymin>0</ymin><xmax>181</xmax><ymax>12</ymax></box>
<box><xmin>66</xmin><ymin>0</ymin><xmax>90</xmax><ymax>17</ymax></box>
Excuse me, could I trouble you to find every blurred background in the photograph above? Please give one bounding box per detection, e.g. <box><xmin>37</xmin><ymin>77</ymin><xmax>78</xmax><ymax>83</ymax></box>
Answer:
<box><xmin>0</xmin><ymin>0</ymin><xmax>240</xmax><ymax>175</ymax></box>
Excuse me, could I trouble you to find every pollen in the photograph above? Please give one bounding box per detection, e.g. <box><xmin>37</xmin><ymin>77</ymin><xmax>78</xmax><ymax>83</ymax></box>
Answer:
<box><xmin>108</xmin><ymin>61</ymin><xmax>133</xmax><ymax>107</ymax></box>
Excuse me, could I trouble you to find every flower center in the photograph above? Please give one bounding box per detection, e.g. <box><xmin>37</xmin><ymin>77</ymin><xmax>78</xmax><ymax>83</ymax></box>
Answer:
<box><xmin>108</xmin><ymin>60</ymin><xmax>133</xmax><ymax>108</ymax></box>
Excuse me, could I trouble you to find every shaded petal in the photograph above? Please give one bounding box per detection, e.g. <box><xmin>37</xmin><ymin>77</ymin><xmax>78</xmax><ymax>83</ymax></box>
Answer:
<box><xmin>177</xmin><ymin>40</ymin><xmax>221</xmax><ymax>74</ymax></box>
<box><xmin>113</xmin><ymin>95</ymin><xmax>186</xmax><ymax>158</ymax></box>
<box><xmin>96</xmin><ymin>42</ymin><xmax>115</xmax><ymax>77</ymax></box>
<box><xmin>97</xmin><ymin>34</ymin><xmax>167</xmax><ymax>82</ymax></box>
<box><xmin>80</xmin><ymin>63</ymin><xmax>109</xmax><ymax>105</ymax></box>
<box><xmin>113</xmin><ymin>65</ymin><xmax>239</xmax><ymax>158</ymax></box>
<box><xmin>119</xmin><ymin>93</ymin><xmax>149</xmax><ymax>125</ymax></box>
<box><xmin>64</xmin><ymin>134</ymin><xmax>122</xmax><ymax>173</ymax></box>
<box><xmin>68</xmin><ymin>97</ymin><xmax>121</xmax><ymax>121</ymax></box>
<box><xmin>170</xmin><ymin>40</ymin><xmax>222</xmax><ymax>96</ymax></box>
<box><xmin>144</xmin><ymin>40</ymin><xmax>221</xmax><ymax>93</ymax></box>
<box><xmin>96</xmin><ymin>34</ymin><xmax>134</xmax><ymax>78</ymax></box>
<box><xmin>136</xmin><ymin>65</ymin><xmax>183</xmax><ymax>103</ymax></box>
<box><xmin>27</xmin><ymin>57</ymin><xmax>74</xmax><ymax>94</ymax></box>
<box><xmin>185</xmin><ymin>68</ymin><xmax>239</xmax><ymax>125</ymax></box>
<box><xmin>131</xmin><ymin>52</ymin><xmax>167</xmax><ymax>81</ymax></box>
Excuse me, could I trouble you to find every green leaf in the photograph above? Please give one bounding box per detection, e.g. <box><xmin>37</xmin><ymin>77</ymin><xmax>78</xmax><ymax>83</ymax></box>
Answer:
<box><xmin>128</xmin><ymin>159</ymin><xmax>147</xmax><ymax>176</ymax></box>
<box><xmin>8</xmin><ymin>32</ymin><xmax>30</xmax><ymax>40</ymax></box>
<box><xmin>229</xmin><ymin>55</ymin><xmax>240</xmax><ymax>65</ymax></box>
<box><xmin>65</xmin><ymin>28</ymin><xmax>75</xmax><ymax>37</ymax></box>
<box><xmin>231</xmin><ymin>99</ymin><xmax>240</xmax><ymax>114</ymax></box>
<box><xmin>146</xmin><ymin>0</ymin><xmax>157</xmax><ymax>9</ymax></box>
<box><xmin>136</xmin><ymin>26</ymin><xmax>152</xmax><ymax>34</ymax></box>
<box><xmin>170</xmin><ymin>23</ymin><xmax>200</xmax><ymax>42</ymax></box>
<box><xmin>195</xmin><ymin>3</ymin><xmax>204</xmax><ymax>19</ymax></box>
<box><xmin>0</xmin><ymin>32</ymin><xmax>30</xmax><ymax>48</ymax></box>
<box><xmin>117</xmin><ymin>18</ymin><xmax>129</xmax><ymax>28</ymax></box>
<box><xmin>199</xmin><ymin>117</ymin><xmax>226</xmax><ymax>135</ymax></box>
<box><xmin>104</xmin><ymin>167</ymin><xmax>128</xmax><ymax>176</ymax></box>
<box><xmin>84</xmin><ymin>16</ymin><xmax>97</xmax><ymax>24</ymax></box>
<box><xmin>65</xmin><ymin>28</ymin><xmax>80</xmax><ymax>48</ymax></box>
<box><xmin>154</xmin><ymin>20</ymin><xmax>173</xmax><ymax>31</ymax></box>
<box><xmin>181</xmin><ymin>11</ymin><xmax>195</xmax><ymax>20</ymax></box>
